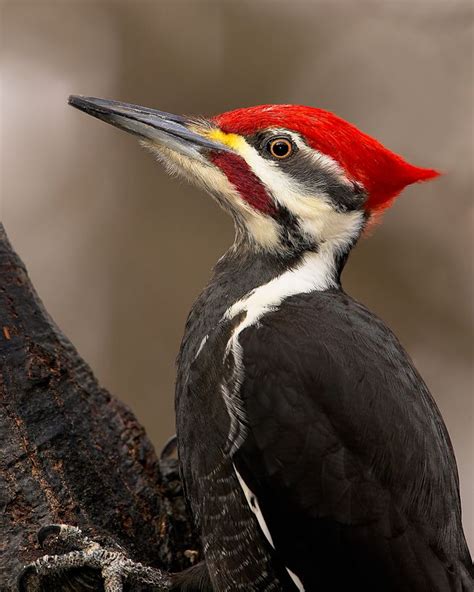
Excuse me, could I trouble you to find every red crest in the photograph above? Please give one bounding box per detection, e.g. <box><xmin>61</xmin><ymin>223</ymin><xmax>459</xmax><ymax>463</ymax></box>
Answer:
<box><xmin>213</xmin><ymin>105</ymin><xmax>439</xmax><ymax>214</ymax></box>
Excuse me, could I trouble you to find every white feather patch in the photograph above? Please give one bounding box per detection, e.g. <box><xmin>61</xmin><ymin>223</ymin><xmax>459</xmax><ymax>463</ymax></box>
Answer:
<box><xmin>194</xmin><ymin>334</ymin><xmax>208</xmax><ymax>360</ymax></box>
<box><xmin>224</xmin><ymin>130</ymin><xmax>364</xmax><ymax>246</ymax></box>
<box><xmin>221</xmin><ymin>337</ymin><xmax>246</xmax><ymax>454</ymax></box>
<box><xmin>286</xmin><ymin>567</ymin><xmax>306</xmax><ymax>591</ymax></box>
<box><xmin>225</xmin><ymin>244</ymin><xmax>338</xmax><ymax>334</ymax></box>
<box><xmin>234</xmin><ymin>464</ymin><xmax>275</xmax><ymax>548</ymax></box>
<box><xmin>220</xmin><ymin>245</ymin><xmax>340</xmax><ymax>452</ymax></box>
<box><xmin>234</xmin><ymin>465</ymin><xmax>306</xmax><ymax>591</ymax></box>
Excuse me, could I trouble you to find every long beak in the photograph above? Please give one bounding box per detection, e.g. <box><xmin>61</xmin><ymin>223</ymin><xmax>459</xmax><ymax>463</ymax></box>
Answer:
<box><xmin>68</xmin><ymin>96</ymin><xmax>230</xmax><ymax>160</ymax></box>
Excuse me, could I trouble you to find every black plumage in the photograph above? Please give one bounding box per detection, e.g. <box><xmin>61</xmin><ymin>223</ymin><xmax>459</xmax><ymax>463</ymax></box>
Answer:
<box><xmin>235</xmin><ymin>290</ymin><xmax>472</xmax><ymax>591</ymax></box>
<box><xmin>63</xmin><ymin>95</ymin><xmax>472</xmax><ymax>592</ymax></box>
<box><xmin>175</xmin><ymin>250</ymin><xmax>473</xmax><ymax>592</ymax></box>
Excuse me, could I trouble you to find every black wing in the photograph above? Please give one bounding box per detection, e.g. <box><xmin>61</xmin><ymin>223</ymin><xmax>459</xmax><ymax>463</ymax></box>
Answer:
<box><xmin>234</xmin><ymin>289</ymin><xmax>472</xmax><ymax>592</ymax></box>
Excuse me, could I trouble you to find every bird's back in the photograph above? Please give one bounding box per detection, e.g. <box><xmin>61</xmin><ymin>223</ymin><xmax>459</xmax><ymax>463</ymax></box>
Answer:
<box><xmin>177</xmin><ymin>280</ymin><xmax>472</xmax><ymax>591</ymax></box>
<box><xmin>234</xmin><ymin>289</ymin><xmax>473</xmax><ymax>591</ymax></box>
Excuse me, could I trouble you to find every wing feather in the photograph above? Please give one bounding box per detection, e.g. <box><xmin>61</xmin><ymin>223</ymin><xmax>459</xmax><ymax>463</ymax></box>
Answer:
<box><xmin>233</xmin><ymin>290</ymin><xmax>472</xmax><ymax>591</ymax></box>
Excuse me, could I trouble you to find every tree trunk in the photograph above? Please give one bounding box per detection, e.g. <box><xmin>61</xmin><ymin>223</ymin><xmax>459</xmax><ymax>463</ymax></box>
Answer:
<box><xmin>0</xmin><ymin>223</ymin><xmax>199</xmax><ymax>591</ymax></box>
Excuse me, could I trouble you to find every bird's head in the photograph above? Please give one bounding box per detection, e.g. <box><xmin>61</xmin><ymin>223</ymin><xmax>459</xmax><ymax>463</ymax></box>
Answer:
<box><xmin>69</xmin><ymin>97</ymin><xmax>439</xmax><ymax>257</ymax></box>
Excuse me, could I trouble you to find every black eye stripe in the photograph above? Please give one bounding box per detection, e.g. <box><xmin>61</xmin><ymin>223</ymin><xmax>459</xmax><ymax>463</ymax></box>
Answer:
<box><xmin>247</xmin><ymin>132</ymin><xmax>298</xmax><ymax>159</ymax></box>
<box><xmin>244</xmin><ymin>131</ymin><xmax>367</xmax><ymax>212</ymax></box>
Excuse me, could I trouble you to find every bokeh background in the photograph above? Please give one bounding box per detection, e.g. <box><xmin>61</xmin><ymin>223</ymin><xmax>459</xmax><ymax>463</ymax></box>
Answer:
<box><xmin>1</xmin><ymin>0</ymin><xmax>472</xmax><ymax>549</ymax></box>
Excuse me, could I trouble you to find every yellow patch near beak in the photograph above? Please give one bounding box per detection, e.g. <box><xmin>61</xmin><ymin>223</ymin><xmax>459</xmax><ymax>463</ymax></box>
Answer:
<box><xmin>204</xmin><ymin>128</ymin><xmax>246</xmax><ymax>152</ymax></box>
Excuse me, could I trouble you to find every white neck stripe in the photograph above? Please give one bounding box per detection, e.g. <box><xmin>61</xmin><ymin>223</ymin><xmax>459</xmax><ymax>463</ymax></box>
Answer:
<box><xmin>225</xmin><ymin>245</ymin><xmax>337</xmax><ymax>334</ymax></box>
<box><xmin>220</xmin><ymin>247</ymin><xmax>337</xmax><ymax>454</ymax></box>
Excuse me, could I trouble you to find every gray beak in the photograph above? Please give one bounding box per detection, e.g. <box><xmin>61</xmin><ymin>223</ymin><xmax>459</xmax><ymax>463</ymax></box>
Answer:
<box><xmin>68</xmin><ymin>95</ymin><xmax>230</xmax><ymax>160</ymax></box>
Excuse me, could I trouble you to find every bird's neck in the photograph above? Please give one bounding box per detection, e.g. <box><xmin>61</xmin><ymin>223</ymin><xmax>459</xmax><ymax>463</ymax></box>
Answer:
<box><xmin>223</xmin><ymin>243</ymin><xmax>345</xmax><ymax>330</ymax></box>
<box><xmin>180</xmin><ymin>241</ymin><xmax>351</xmax><ymax>363</ymax></box>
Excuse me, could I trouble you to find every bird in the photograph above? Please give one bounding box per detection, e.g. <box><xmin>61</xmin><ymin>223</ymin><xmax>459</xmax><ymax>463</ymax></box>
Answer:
<box><xmin>20</xmin><ymin>97</ymin><xmax>473</xmax><ymax>592</ymax></box>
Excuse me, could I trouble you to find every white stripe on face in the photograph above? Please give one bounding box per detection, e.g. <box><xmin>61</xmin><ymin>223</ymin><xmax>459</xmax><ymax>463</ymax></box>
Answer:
<box><xmin>204</xmin><ymin>129</ymin><xmax>365</xmax><ymax>248</ymax></box>
<box><xmin>143</xmin><ymin>127</ymin><xmax>364</xmax><ymax>253</ymax></box>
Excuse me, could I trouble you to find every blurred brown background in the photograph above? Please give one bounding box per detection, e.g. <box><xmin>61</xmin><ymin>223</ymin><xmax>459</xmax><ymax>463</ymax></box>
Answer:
<box><xmin>1</xmin><ymin>0</ymin><xmax>472</xmax><ymax>549</ymax></box>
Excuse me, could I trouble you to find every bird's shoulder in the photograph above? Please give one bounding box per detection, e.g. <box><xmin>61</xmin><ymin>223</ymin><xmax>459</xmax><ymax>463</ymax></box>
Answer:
<box><xmin>240</xmin><ymin>288</ymin><xmax>412</xmax><ymax>370</ymax></box>
<box><xmin>236</xmin><ymin>288</ymin><xmax>453</xmax><ymax>489</ymax></box>
<box><xmin>235</xmin><ymin>288</ymin><xmax>466</xmax><ymax>550</ymax></box>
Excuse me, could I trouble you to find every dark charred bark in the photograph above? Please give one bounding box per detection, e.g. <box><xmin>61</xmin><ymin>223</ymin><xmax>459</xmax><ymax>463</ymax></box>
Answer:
<box><xmin>0</xmin><ymin>224</ymin><xmax>200</xmax><ymax>591</ymax></box>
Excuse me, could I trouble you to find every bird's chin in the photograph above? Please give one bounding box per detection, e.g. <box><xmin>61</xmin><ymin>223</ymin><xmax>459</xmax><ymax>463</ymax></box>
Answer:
<box><xmin>140</xmin><ymin>140</ymin><xmax>282</xmax><ymax>251</ymax></box>
<box><xmin>139</xmin><ymin>134</ymin><xmax>211</xmax><ymax>165</ymax></box>
<box><xmin>140</xmin><ymin>141</ymin><xmax>218</xmax><ymax>186</ymax></box>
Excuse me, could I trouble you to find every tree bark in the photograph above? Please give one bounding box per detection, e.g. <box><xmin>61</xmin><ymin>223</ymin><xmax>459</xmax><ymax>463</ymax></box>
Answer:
<box><xmin>0</xmin><ymin>223</ymin><xmax>199</xmax><ymax>591</ymax></box>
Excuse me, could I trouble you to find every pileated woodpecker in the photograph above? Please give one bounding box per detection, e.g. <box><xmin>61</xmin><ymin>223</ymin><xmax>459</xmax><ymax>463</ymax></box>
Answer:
<box><xmin>20</xmin><ymin>98</ymin><xmax>473</xmax><ymax>592</ymax></box>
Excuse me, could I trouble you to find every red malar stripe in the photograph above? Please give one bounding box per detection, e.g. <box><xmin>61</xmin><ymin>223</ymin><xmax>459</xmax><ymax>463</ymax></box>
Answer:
<box><xmin>210</xmin><ymin>152</ymin><xmax>275</xmax><ymax>215</ymax></box>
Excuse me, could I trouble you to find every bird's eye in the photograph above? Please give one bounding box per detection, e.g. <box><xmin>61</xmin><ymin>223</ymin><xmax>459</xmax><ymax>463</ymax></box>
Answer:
<box><xmin>267</xmin><ymin>138</ymin><xmax>293</xmax><ymax>159</ymax></box>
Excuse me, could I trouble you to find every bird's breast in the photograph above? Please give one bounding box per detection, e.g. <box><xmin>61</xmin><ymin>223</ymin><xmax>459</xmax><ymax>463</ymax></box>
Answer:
<box><xmin>175</xmin><ymin>316</ymin><xmax>286</xmax><ymax>591</ymax></box>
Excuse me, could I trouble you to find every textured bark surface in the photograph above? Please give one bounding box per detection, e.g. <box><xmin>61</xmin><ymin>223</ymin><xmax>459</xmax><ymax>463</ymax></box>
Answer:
<box><xmin>0</xmin><ymin>224</ymin><xmax>199</xmax><ymax>591</ymax></box>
